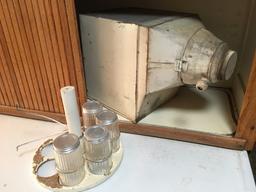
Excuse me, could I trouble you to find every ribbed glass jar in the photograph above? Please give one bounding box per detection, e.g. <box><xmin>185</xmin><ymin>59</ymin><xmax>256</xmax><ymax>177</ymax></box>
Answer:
<box><xmin>57</xmin><ymin>166</ymin><xmax>85</xmax><ymax>186</ymax></box>
<box><xmin>53</xmin><ymin>133</ymin><xmax>85</xmax><ymax>186</ymax></box>
<box><xmin>82</xmin><ymin>101</ymin><xmax>103</xmax><ymax>129</ymax></box>
<box><xmin>96</xmin><ymin>110</ymin><xmax>120</xmax><ymax>152</ymax></box>
<box><xmin>84</xmin><ymin>125</ymin><xmax>112</xmax><ymax>175</ymax></box>
<box><xmin>87</xmin><ymin>157</ymin><xmax>112</xmax><ymax>175</ymax></box>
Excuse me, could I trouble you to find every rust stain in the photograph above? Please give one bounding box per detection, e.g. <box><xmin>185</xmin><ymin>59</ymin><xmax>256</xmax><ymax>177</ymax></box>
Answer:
<box><xmin>33</xmin><ymin>150</ymin><xmax>44</xmax><ymax>173</ymax></box>
<box><xmin>37</xmin><ymin>174</ymin><xmax>62</xmax><ymax>189</ymax></box>
<box><xmin>33</xmin><ymin>139</ymin><xmax>53</xmax><ymax>173</ymax></box>
<box><xmin>33</xmin><ymin>138</ymin><xmax>62</xmax><ymax>188</ymax></box>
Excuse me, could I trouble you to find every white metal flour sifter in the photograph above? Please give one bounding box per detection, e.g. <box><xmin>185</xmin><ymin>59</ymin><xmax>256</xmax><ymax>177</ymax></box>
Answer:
<box><xmin>80</xmin><ymin>12</ymin><xmax>237</xmax><ymax>122</ymax></box>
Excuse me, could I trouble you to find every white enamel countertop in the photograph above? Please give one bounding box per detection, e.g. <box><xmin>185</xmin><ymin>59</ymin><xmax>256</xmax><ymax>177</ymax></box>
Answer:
<box><xmin>0</xmin><ymin>115</ymin><xmax>255</xmax><ymax>192</ymax></box>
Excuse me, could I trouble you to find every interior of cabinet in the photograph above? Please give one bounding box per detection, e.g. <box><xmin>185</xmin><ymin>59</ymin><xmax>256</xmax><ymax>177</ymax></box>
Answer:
<box><xmin>116</xmin><ymin>86</ymin><xmax>237</xmax><ymax>135</ymax></box>
<box><xmin>139</xmin><ymin>87</ymin><xmax>237</xmax><ymax>135</ymax></box>
<box><xmin>77</xmin><ymin>0</ymin><xmax>256</xmax><ymax>136</ymax></box>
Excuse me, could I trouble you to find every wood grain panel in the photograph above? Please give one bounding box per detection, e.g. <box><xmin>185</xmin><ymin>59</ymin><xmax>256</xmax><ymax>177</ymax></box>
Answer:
<box><xmin>0</xmin><ymin>74</ymin><xmax>8</xmax><ymax>105</ymax></box>
<box><xmin>0</xmin><ymin>0</ymin><xmax>86</xmax><ymax>118</ymax></box>
<box><xmin>65</xmin><ymin>0</ymin><xmax>86</xmax><ymax>103</ymax></box>
<box><xmin>58</xmin><ymin>0</ymin><xmax>78</xmax><ymax>88</ymax></box>
<box><xmin>25</xmin><ymin>0</ymin><xmax>55</xmax><ymax>112</ymax></box>
<box><xmin>31</xmin><ymin>0</ymin><xmax>60</xmax><ymax>112</ymax></box>
<box><xmin>235</xmin><ymin>51</ymin><xmax>256</xmax><ymax>150</ymax></box>
<box><xmin>38</xmin><ymin>0</ymin><xmax>64</xmax><ymax>112</ymax></box>
<box><xmin>0</xmin><ymin>80</ymin><xmax>5</xmax><ymax>105</ymax></box>
<box><xmin>5</xmin><ymin>0</ymin><xmax>39</xmax><ymax>109</ymax></box>
<box><xmin>12</xmin><ymin>0</ymin><xmax>44</xmax><ymax>110</ymax></box>
<box><xmin>18</xmin><ymin>0</ymin><xmax>49</xmax><ymax>111</ymax></box>
<box><xmin>51</xmin><ymin>0</ymin><xmax>71</xmax><ymax>86</ymax></box>
<box><xmin>0</xmin><ymin>40</ymin><xmax>17</xmax><ymax>106</ymax></box>
<box><xmin>0</xmin><ymin>0</ymin><xmax>31</xmax><ymax>108</ymax></box>
<box><xmin>0</xmin><ymin>39</ymin><xmax>14</xmax><ymax>106</ymax></box>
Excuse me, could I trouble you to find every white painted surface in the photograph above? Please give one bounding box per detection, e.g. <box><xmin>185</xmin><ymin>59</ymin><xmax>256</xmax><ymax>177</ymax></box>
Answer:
<box><xmin>136</xmin><ymin>26</ymin><xmax>148</xmax><ymax>117</ymax></box>
<box><xmin>147</xmin><ymin>62</ymin><xmax>181</xmax><ymax>93</ymax></box>
<box><xmin>140</xmin><ymin>87</ymin><xmax>236</xmax><ymax>135</ymax></box>
<box><xmin>119</xmin><ymin>87</ymin><xmax>237</xmax><ymax>135</ymax></box>
<box><xmin>148</xmin><ymin>17</ymin><xmax>203</xmax><ymax>63</ymax></box>
<box><xmin>0</xmin><ymin>115</ymin><xmax>255</xmax><ymax>192</ymax></box>
<box><xmin>80</xmin><ymin>15</ymin><xmax>138</xmax><ymax>120</ymax></box>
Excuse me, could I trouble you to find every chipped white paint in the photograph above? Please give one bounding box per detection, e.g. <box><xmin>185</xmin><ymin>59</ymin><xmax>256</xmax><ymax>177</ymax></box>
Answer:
<box><xmin>80</xmin><ymin>15</ymin><xmax>138</xmax><ymax>121</ymax></box>
<box><xmin>139</xmin><ymin>87</ymin><xmax>236</xmax><ymax>135</ymax></box>
<box><xmin>80</xmin><ymin>13</ymin><xmax>237</xmax><ymax>122</ymax></box>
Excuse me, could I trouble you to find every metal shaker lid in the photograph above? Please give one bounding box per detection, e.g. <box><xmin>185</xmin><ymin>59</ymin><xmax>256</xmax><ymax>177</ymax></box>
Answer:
<box><xmin>53</xmin><ymin>133</ymin><xmax>80</xmax><ymax>153</ymax></box>
<box><xmin>82</xmin><ymin>100</ymin><xmax>103</xmax><ymax>113</ymax></box>
<box><xmin>96</xmin><ymin>110</ymin><xmax>118</xmax><ymax>125</ymax></box>
<box><xmin>84</xmin><ymin>125</ymin><xmax>109</xmax><ymax>144</ymax></box>
<box><xmin>220</xmin><ymin>50</ymin><xmax>237</xmax><ymax>80</ymax></box>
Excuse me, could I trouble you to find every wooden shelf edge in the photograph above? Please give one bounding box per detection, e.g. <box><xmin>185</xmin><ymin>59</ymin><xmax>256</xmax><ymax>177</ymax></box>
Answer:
<box><xmin>119</xmin><ymin>121</ymin><xmax>247</xmax><ymax>150</ymax></box>
<box><xmin>0</xmin><ymin>106</ymin><xmax>246</xmax><ymax>150</ymax></box>
<box><xmin>0</xmin><ymin>105</ymin><xmax>66</xmax><ymax>123</ymax></box>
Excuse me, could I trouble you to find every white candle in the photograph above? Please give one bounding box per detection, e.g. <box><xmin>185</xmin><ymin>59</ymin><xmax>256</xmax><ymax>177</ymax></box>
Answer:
<box><xmin>60</xmin><ymin>86</ymin><xmax>82</xmax><ymax>137</ymax></box>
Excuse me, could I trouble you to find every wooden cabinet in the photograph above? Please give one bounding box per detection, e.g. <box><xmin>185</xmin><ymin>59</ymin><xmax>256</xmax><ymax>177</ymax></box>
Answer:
<box><xmin>0</xmin><ymin>0</ymin><xmax>86</xmax><ymax>121</ymax></box>
<box><xmin>0</xmin><ymin>0</ymin><xmax>255</xmax><ymax>151</ymax></box>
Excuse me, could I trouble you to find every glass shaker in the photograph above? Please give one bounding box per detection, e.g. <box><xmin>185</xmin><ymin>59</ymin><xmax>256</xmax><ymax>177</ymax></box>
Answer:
<box><xmin>84</xmin><ymin>125</ymin><xmax>112</xmax><ymax>175</ymax></box>
<box><xmin>53</xmin><ymin>133</ymin><xmax>85</xmax><ymax>186</ymax></box>
<box><xmin>82</xmin><ymin>101</ymin><xmax>103</xmax><ymax>129</ymax></box>
<box><xmin>96</xmin><ymin>110</ymin><xmax>120</xmax><ymax>152</ymax></box>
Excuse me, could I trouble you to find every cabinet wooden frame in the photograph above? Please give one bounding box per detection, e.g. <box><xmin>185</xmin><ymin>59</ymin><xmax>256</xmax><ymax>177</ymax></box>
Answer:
<box><xmin>0</xmin><ymin>0</ymin><xmax>255</xmax><ymax>151</ymax></box>
<box><xmin>4</xmin><ymin>51</ymin><xmax>256</xmax><ymax>151</ymax></box>
<box><xmin>0</xmin><ymin>49</ymin><xmax>255</xmax><ymax>152</ymax></box>
<box><xmin>1</xmin><ymin>54</ymin><xmax>255</xmax><ymax>151</ymax></box>
<box><xmin>0</xmin><ymin>104</ymin><xmax>248</xmax><ymax>150</ymax></box>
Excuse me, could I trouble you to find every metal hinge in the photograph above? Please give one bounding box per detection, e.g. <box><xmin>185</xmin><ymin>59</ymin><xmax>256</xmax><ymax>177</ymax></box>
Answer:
<box><xmin>175</xmin><ymin>59</ymin><xmax>188</xmax><ymax>72</ymax></box>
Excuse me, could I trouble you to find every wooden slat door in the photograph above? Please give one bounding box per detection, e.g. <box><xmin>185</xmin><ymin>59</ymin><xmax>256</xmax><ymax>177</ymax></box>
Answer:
<box><xmin>0</xmin><ymin>0</ymin><xmax>86</xmax><ymax>121</ymax></box>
